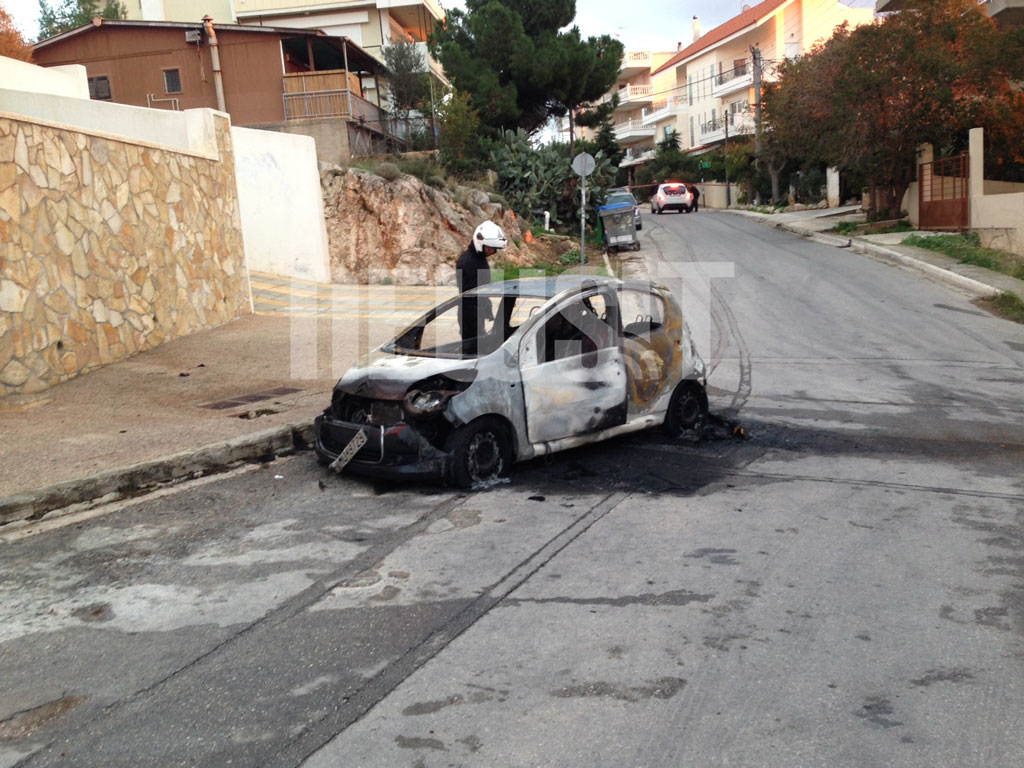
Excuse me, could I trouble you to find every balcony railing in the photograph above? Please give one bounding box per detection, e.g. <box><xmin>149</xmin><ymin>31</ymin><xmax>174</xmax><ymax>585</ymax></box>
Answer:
<box><xmin>621</xmin><ymin>51</ymin><xmax>653</xmax><ymax>70</ymax></box>
<box><xmin>642</xmin><ymin>96</ymin><xmax>682</xmax><ymax>124</ymax></box>
<box><xmin>715</xmin><ymin>64</ymin><xmax>747</xmax><ymax>87</ymax></box>
<box><xmin>614</xmin><ymin>118</ymin><xmax>656</xmax><ymax>142</ymax></box>
<box><xmin>282</xmin><ymin>70</ymin><xmax>384</xmax><ymax>125</ymax></box>
<box><xmin>700</xmin><ymin>112</ymin><xmax>756</xmax><ymax>140</ymax></box>
<box><xmin>618</xmin><ymin>83</ymin><xmax>653</xmax><ymax>100</ymax></box>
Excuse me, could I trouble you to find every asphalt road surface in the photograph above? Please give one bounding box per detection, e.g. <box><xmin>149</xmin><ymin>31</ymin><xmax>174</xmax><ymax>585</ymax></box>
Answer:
<box><xmin>2</xmin><ymin>211</ymin><xmax>1022</xmax><ymax>768</ymax></box>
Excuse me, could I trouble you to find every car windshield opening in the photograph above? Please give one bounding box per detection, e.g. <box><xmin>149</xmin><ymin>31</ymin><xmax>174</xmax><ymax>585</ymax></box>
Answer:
<box><xmin>387</xmin><ymin>294</ymin><xmax>548</xmax><ymax>359</ymax></box>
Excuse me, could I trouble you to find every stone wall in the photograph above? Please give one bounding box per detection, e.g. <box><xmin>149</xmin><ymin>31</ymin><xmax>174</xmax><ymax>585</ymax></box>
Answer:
<box><xmin>0</xmin><ymin>110</ymin><xmax>251</xmax><ymax>396</ymax></box>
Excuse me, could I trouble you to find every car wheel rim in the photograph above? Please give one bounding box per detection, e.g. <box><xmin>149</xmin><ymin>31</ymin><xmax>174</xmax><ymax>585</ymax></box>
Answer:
<box><xmin>676</xmin><ymin>392</ymin><xmax>702</xmax><ymax>430</ymax></box>
<box><xmin>466</xmin><ymin>431</ymin><xmax>502</xmax><ymax>480</ymax></box>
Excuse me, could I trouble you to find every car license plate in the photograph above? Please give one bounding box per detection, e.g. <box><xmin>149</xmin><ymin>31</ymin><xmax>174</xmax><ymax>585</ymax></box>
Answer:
<box><xmin>329</xmin><ymin>429</ymin><xmax>368</xmax><ymax>473</ymax></box>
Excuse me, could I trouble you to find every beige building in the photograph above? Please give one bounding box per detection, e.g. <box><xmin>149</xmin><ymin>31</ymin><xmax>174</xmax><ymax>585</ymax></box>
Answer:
<box><xmin>121</xmin><ymin>0</ymin><xmax>448</xmax><ymax>89</ymax></box>
<box><xmin>646</xmin><ymin>0</ymin><xmax>873</xmax><ymax>157</ymax></box>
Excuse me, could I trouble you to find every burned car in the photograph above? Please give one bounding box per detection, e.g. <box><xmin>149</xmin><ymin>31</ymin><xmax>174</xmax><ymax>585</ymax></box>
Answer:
<box><xmin>315</xmin><ymin>276</ymin><xmax>708</xmax><ymax>487</ymax></box>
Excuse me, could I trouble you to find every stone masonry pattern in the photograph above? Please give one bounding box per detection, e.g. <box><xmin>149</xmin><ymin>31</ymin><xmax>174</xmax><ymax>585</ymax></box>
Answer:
<box><xmin>0</xmin><ymin>113</ymin><xmax>250</xmax><ymax>396</ymax></box>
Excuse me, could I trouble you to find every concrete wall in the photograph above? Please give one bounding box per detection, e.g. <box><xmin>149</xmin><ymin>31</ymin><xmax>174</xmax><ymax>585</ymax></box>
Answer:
<box><xmin>698</xmin><ymin>182</ymin><xmax>744</xmax><ymax>210</ymax></box>
<box><xmin>0</xmin><ymin>105</ymin><xmax>250</xmax><ymax>395</ymax></box>
<box><xmin>968</xmin><ymin>127</ymin><xmax>1024</xmax><ymax>257</ymax></box>
<box><xmin>0</xmin><ymin>56</ymin><xmax>90</xmax><ymax>100</ymax></box>
<box><xmin>232</xmin><ymin>126</ymin><xmax>331</xmax><ymax>282</ymax></box>
<box><xmin>974</xmin><ymin>193</ymin><xmax>1024</xmax><ymax>256</ymax></box>
<box><xmin>0</xmin><ymin>89</ymin><xmax>208</xmax><ymax>155</ymax></box>
<box><xmin>255</xmin><ymin>117</ymin><xmax>353</xmax><ymax>165</ymax></box>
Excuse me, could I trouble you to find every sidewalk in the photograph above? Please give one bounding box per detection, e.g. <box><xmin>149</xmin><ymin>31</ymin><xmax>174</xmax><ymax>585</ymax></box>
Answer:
<box><xmin>725</xmin><ymin>206</ymin><xmax>1024</xmax><ymax>299</ymax></box>
<box><xmin>0</xmin><ymin>276</ymin><xmax>452</xmax><ymax>526</ymax></box>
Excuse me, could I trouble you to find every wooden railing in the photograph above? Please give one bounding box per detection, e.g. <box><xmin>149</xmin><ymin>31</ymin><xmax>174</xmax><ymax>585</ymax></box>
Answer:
<box><xmin>282</xmin><ymin>70</ymin><xmax>383</xmax><ymax>125</ymax></box>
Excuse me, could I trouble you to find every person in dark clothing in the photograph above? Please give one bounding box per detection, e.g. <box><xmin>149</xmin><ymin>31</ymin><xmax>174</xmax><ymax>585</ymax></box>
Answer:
<box><xmin>456</xmin><ymin>220</ymin><xmax>508</xmax><ymax>346</ymax></box>
<box><xmin>688</xmin><ymin>184</ymin><xmax>701</xmax><ymax>212</ymax></box>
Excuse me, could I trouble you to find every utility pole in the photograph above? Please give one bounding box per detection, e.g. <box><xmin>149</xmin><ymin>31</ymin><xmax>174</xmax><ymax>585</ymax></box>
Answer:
<box><xmin>724</xmin><ymin>112</ymin><xmax>730</xmax><ymax>207</ymax></box>
<box><xmin>751</xmin><ymin>46</ymin><xmax>763</xmax><ymax>159</ymax></box>
<box><xmin>751</xmin><ymin>46</ymin><xmax>763</xmax><ymax>205</ymax></box>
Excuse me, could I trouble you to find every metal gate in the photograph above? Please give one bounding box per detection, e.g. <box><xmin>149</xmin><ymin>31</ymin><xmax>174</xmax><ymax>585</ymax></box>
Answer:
<box><xmin>919</xmin><ymin>153</ymin><xmax>969</xmax><ymax>231</ymax></box>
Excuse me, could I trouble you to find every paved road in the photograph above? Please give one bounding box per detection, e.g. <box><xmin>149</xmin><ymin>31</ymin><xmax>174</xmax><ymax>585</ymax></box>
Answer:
<box><xmin>2</xmin><ymin>214</ymin><xmax>1023</xmax><ymax>767</ymax></box>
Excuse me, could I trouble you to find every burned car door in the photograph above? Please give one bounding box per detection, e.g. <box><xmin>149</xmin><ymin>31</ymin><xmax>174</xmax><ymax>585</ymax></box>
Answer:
<box><xmin>618</xmin><ymin>287</ymin><xmax>679</xmax><ymax>417</ymax></box>
<box><xmin>518</xmin><ymin>289</ymin><xmax>628</xmax><ymax>444</ymax></box>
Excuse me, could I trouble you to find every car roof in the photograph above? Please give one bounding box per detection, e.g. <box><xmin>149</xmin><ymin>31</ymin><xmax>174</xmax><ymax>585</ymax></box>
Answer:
<box><xmin>469</xmin><ymin>275</ymin><xmax>665</xmax><ymax>300</ymax></box>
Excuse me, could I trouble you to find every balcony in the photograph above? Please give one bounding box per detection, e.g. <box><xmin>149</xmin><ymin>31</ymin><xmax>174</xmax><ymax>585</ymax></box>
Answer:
<box><xmin>642</xmin><ymin>97</ymin><xmax>683</xmax><ymax>125</ymax></box>
<box><xmin>614</xmin><ymin>118</ymin><xmax>656</xmax><ymax>145</ymax></box>
<box><xmin>282</xmin><ymin>70</ymin><xmax>383</xmax><ymax>127</ymax></box>
<box><xmin>711</xmin><ymin>65</ymin><xmax>753</xmax><ymax>99</ymax></box>
<box><xmin>612</xmin><ymin>83</ymin><xmax>654</xmax><ymax>111</ymax></box>
<box><xmin>414</xmin><ymin>41</ymin><xmax>448</xmax><ymax>84</ymax></box>
<box><xmin>620</xmin><ymin>51</ymin><xmax>652</xmax><ymax>76</ymax></box>
<box><xmin>699</xmin><ymin>112</ymin><xmax>756</xmax><ymax>145</ymax></box>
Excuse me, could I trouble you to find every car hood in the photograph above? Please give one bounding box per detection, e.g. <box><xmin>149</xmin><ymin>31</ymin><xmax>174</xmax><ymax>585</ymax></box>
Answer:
<box><xmin>336</xmin><ymin>350</ymin><xmax>479</xmax><ymax>400</ymax></box>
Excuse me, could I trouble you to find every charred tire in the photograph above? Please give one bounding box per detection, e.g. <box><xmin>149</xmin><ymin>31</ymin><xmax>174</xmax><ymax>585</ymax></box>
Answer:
<box><xmin>663</xmin><ymin>381</ymin><xmax>709</xmax><ymax>437</ymax></box>
<box><xmin>447</xmin><ymin>416</ymin><xmax>513</xmax><ymax>488</ymax></box>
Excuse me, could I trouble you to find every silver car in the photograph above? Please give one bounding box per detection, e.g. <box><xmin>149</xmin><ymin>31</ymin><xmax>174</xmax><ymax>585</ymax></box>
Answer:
<box><xmin>315</xmin><ymin>276</ymin><xmax>708</xmax><ymax>487</ymax></box>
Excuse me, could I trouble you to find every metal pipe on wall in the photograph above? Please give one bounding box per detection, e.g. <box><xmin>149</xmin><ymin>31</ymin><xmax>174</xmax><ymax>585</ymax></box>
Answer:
<box><xmin>203</xmin><ymin>16</ymin><xmax>227</xmax><ymax>113</ymax></box>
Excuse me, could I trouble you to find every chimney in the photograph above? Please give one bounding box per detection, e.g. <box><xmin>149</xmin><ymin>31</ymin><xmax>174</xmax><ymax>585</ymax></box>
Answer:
<box><xmin>692</xmin><ymin>16</ymin><xmax>701</xmax><ymax>43</ymax></box>
<box><xmin>676</xmin><ymin>41</ymin><xmax>682</xmax><ymax>52</ymax></box>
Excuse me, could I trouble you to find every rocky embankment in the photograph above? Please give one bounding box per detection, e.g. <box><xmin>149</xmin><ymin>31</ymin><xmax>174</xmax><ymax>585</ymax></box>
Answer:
<box><xmin>321</xmin><ymin>166</ymin><xmax>542</xmax><ymax>285</ymax></box>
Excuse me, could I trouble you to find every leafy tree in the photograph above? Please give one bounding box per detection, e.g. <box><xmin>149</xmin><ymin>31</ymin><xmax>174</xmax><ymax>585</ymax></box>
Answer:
<box><xmin>382</xmin><ymin>42</ymin><xmax>430</xmax><ymax>121</ymax></box>
<box><xmin>1</xmin><ymin>4</ymin><xmax>33</xmax><ymax>60</ymax></box>
<box><xmin>762</xmin><ymin>0</ymin><xmax>1024</xmax><ymax>213</ymax></box>
<box><xmin>437</xmin><ymin>86</ymin><xmax>480</xmax><ymax>174</ymax></box>
<box><xmin>429</xmin><ymin>1</ymin><xmax>623</xmax><ymax>138</ymax></box>
<box><xmin>38</xmin><ymin>0</ymin><xmax>126</xmax><ymax>40</ymax></box>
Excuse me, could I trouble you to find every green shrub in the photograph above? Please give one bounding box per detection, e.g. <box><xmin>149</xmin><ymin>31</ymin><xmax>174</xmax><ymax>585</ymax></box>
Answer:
<box><xmin>377</xmin><ymin>162</ymin><xmax>402</xmax><ymax>181</ymax></box>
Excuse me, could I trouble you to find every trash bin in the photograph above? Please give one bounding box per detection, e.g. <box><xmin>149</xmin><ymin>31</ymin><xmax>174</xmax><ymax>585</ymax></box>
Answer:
<box><xmin>597</xmin><ymin>202</ymin><xmax>640</xmax><ymax>252</ymax></box>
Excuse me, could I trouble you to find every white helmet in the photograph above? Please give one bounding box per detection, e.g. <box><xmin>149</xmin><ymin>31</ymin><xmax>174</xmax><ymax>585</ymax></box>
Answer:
<box><xmin>472</xmin><ymin>220</ymin><xmax>508</xmax><ymax>253</ymax></box>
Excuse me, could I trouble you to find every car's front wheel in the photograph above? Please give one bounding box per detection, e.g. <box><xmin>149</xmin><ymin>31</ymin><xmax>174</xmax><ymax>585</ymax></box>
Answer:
<box><xmin>447</xmin><ymin>416</ymin><xmax>513</xmax><ymax>488</ymax></box>
<box><xmin>663</xmin><ymin>381</ymin><xmax>708</xmax><ymax>437</ymax></box>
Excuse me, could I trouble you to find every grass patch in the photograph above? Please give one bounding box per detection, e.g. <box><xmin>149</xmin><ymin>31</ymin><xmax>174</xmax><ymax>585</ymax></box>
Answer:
<box><xmin>494</xmin><ymin>249</ymin><xmax>597</xmax><ymax>280</ymax></box>
<box><xmin>869</xmin><ymin>220</ymin><xmax>914</xmax><ymax>235</ymax></box>
<box><xmin>494</xmin><ymin>262</ymin><xmax>566</xmax><ymax>279</ymax></box>
<box><xmin>979</xmin><ymin>292</ymin><xmax>1024</xmax><ymax>324</ymax></box>
<box><xmin>830</xmin><ymin>221</ymin><xmax>859</xmax><ymax>235</ymax></box>
<box><xmin>903</xmin><ymin>233</ymin><xmax>1024</xmax><ymax>280</ymax></box>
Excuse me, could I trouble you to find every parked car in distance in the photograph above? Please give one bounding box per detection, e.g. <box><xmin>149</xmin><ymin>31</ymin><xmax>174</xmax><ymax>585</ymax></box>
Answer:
<box><xmin>606</xmin><ymin>188</ymin><xmax>642</xmax><ymax>230</ymax></box>
<box><xmin>651</xmin><ymin>182</ymin><xmax>694</xmax><ymax>214</ymax></box>
<box><xmin>315</xmin><ymin>276</ymin><xmax>708</xmax><ymax>488</ymax></box>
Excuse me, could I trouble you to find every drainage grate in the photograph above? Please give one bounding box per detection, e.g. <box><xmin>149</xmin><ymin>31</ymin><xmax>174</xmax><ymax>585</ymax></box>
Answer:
<box><xmin>200</xmin><ymin>387</ymin><xmax>302</xmax><ymax>411</ymax></box>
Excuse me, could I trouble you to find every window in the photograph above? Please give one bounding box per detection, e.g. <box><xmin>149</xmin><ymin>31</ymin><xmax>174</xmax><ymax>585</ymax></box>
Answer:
<box><xmin>687</xmin><ymin>75</ymin><xmax>693</xmax><ymax>106</ymax></box>
<box><xmin>537</xmin><ymin>295</ymin><xmax>613</xmax><ymax>365</ymax></box>
<box><xmin>163</xmin><ymin>68</ymin><xmax>182</xmax><ymax>94</ymax></box>
<box><xmin>689</xmin><ymin>116</ymin><xmax>694</xmax><ymax>148</ymax></box>
<box><xmin>88</xmin><ymin>76</ymin><xmax>111</xmax><ymax>100</ymax></box>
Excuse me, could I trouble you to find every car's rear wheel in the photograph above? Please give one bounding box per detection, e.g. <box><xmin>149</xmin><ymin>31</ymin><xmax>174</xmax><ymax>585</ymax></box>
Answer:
<box><xmin>663</xmin><ymin>381</ymin><xmax>708</xmax><ymax>437</ymax></box>
<box><xmin>447</xmin><ymin>416</ymin><xmax>513</xmax><ymax>488</ymax></box>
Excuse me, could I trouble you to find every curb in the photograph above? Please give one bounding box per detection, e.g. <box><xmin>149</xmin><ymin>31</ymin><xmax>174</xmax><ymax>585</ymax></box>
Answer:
<box><xmin>777</xmin><ymin>223</ymin><xmax>1001</xmax><ymax>299</ymax></box>
<box><xmin>0</xmin><ymin>421</ymin><xmax>317</xmax><ymax>527</ymax></box>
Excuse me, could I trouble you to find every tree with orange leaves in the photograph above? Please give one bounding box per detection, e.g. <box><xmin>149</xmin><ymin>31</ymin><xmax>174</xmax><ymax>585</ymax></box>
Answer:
<box><xmin>763</xmin><ymin>0</ymin><xmax>1024</xmax><ymax>213</ymax></box>
<box><xmin>0</xmin><ymin>3</ymin><xmax>33</xmax><ymax>61</ymax></box>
